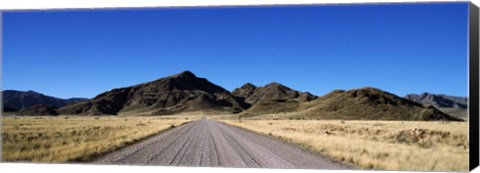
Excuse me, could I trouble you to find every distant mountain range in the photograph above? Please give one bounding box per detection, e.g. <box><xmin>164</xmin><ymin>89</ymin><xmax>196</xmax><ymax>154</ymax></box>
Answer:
<box><xmin>404</xmin><ymin>93</ymin><xmax>468</xmax><ymax>119</ymax></box>
<box><xmin>2</xmin><ymin>90</ymin><xmax>88</xmax><ymax>111</ymax></box>
<box><xmin>2</xmin><ymin>71</ymin><xmax>464</xmax><ymax>121</ymax></box>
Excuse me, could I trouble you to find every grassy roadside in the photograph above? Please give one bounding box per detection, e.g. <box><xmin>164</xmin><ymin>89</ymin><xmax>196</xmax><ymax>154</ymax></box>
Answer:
<box><xmin>219</xmin><ymin>119</ymin><xmax>468</xmax><ymax>171</ymax></box>
<box><xmin>1</xmin><ymin>115</ymin><xmax>195</xmax><ymax>162</ymax></box>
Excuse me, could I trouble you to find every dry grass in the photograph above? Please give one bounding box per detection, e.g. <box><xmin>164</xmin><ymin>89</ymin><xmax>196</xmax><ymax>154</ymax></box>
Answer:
<box><xmin>1</xmin><ymin>115</ymin><xmax>195</xmax><ymax>162</ymax></box>
<box><xmin>220</xmin><ymin>119</ymin><xmax>468</xmax><ymax>171</ymax></box>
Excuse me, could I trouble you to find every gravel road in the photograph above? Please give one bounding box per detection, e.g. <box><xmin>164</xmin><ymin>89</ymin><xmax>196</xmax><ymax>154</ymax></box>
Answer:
<box><xmin>94</xmin><ymin>117</ymin><xmax>351</xmax><ymax>169</ymax></box>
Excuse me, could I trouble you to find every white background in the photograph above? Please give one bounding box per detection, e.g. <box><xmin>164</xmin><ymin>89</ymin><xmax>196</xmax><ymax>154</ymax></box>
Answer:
<box><xmin>0</xmin><ymin>0</ymin><xmax>479</xmax><ymax>173</ymax></box>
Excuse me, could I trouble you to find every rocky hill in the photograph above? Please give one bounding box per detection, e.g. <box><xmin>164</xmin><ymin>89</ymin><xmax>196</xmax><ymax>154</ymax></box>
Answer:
<box><xmin>17</xmin><ymin>104</ymin><xmax>59</xmax><ymax>116</ymax></box>
<box><xmin>294</xmin><ymin>88</ymin><xmax>463</xmax><ymax>121</ymax></box>
<box><xmin>404</xmin><ymin>93</ymin><xmax>468</xmax><ymax>119</ymax></box>
<box><xmin>58</xmin><ymin>71</ymin><xmax>248</xmax><ymax>115</ymax></box>
<box><xmin>233</xmin><ymin>82</ymin><xmax>317</xmax><ymax>104</ymax></box>
<box><xmin>232</xmin><ymin>82</ymin><xmax>317</xmax><ymax>115</ymax></box>
<box><xmin>5</xmin><ymin>71</ymin><xmax>464</xmax><ymax>121</ymax></box>
<box><xmin>2</xmin><ymin>90</ymin><xmax>87</xmax><ymax>111</ymax></box>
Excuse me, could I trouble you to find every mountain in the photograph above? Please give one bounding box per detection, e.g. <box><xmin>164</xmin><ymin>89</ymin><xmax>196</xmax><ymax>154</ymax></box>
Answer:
<box><xmin>4</xmin><ymin>71</ymin><xmax>464</xmax><ymax>121</ymax></box>
<box><xmin>232</xmin><ymin>83</ymin><xmax>257</xmax><ymax>99</ymax></box>
<box><xmin>3</xmin><ymin>106</ymin><xmax>17</xmax><ymax>112</ymax></box>
<box><xmin>277</xmin><ymin>87</ymin><xmax>462</xmax><ymax>121</ymax></box>
<box><xmin>17</xmin><ymin>104</ymin><xmax>59</xmax><ymax>116</ymax></box>
<box><xmin>58</xmin><ymin>71</ymin><xmax>248</xmax><ymax>115</ymax></box>
<box><xmin>2</xmin><ymin>90</ymin><xmax>88</xmax><ymax>111</ymax></box>
<box><xmin>232</xmin><ymin>82</ymin><xmax>317</xmax><ymax>115</ymax></box>
<box><xmin>404</xmin><ymin>93</ymin><xmax>467</xmax><ymax>108</ymax></box>
<box><xmin>233</xmin><ymin>82</ymin><xmax>318</xmax><ymax>104</ymax></box>
<box><xmin>404</xmin><ymin>93</ymin><xmax>468</xmax><ymax>119</ymax></box>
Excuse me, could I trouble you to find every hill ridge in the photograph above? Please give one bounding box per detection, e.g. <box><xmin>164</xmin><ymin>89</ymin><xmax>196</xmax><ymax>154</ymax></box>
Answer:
<box><xmin>58</xmin><ymin>71</ymin><xmax>247</xmax><ymax>115</ymax></box>
<box><xmin>404</xmin><ymin>92</ymin><xmax>468</xmax><ymax>119</ymax></box>
<box><xmin>4</xmin><ymin>71</ymin><xmax>464</xmax><ymax>121</ymax></box>
<box><xmin>2</xmin><ymin>90</ymin><xmax>88</xmax><ymax>111</ymax></box>
<box><xmin>294</xmin><ymin>87</ymin><xmax>462</xmax><ymax>121</ymax></box>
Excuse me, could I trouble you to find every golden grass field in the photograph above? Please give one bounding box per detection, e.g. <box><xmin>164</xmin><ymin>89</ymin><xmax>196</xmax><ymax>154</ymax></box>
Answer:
<box><xmin>1</xmin><ymin>115</ymin><xmax>195</xmax><ymax>162</ymax></box>
<box><xmin>219</xmin><ymin>119</ymin><xmax>468</xmax><ymax>171</ymax></box>
<box><xmin>1</xmin><ymin>114</ymin><xmax>469</xmax><ymax>171</ymax></box>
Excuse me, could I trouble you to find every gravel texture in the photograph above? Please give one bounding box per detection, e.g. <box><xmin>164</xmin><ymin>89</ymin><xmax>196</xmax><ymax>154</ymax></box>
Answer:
<box><xmin>94</xmin><ymin>117</ymin><xmax>352</xmax><ymax>169</ymax></box>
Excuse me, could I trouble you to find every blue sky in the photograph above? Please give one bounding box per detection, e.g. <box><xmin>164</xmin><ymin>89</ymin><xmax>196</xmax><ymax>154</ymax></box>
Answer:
<box><xmin>2</xmin><ymin>2</ymin><xmax>469</xmax><ymax>99</ymax></box>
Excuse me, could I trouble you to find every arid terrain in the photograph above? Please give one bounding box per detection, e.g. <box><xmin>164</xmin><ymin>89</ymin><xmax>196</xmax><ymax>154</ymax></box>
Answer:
<box><xmin>404</xmin><ymin>93</ymin><xmax>468</xmax><ymax>120</ymax></box>
<box><xmin>1</xmin><ymin>114</ymin><xmax>468</xmax><ymax>171</ymax></box>
<box><xmin>1</xmin><ymin>71</ymin><xmax>469</xmax><ymax>171</ymax></box>
<box><xmin>94</xmin><ymin>117</ymin><xmax>351</xmax><ymax>169</ymax></box>
<box><xmin>219</xmin><ymin>119</ymin><xmax>468</xmax><ymax>171</ymax></box>
<box><xmin>1</xmin><ymin>115</ymin><xmax>194</xmax><ymax>162</ymax></box>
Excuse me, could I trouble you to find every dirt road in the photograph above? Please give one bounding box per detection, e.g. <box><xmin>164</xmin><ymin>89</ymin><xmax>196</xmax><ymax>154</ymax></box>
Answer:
<box><xmin>94</xmin><ymin>118</ymin><xmax>351</xmax><ymax>169</ymax></box>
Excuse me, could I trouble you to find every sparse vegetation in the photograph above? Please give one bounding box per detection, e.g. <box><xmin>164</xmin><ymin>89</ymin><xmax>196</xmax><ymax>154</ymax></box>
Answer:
<box><xmin>1</xmin><ymin>116</ymin><xmax>194</xmax><ymax>162</ymax></box>
<box><xmin>220</xmin><ymin>119</ymin><xmax>468</xmax><ymax>171</ymax></box>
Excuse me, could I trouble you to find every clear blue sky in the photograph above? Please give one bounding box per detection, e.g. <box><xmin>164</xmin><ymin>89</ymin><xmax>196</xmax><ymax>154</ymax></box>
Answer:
<box><xmin>2</xmin><ymin>2</ymin><xmax>469</xmax><ymax>99</ymax></box>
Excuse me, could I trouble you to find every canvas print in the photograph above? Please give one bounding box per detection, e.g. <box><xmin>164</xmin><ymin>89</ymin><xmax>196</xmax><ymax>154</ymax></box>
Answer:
<box><xmin>1</xmin><ymin>2</ymin><xmax>472</xmax><ymax>172</ymax></box>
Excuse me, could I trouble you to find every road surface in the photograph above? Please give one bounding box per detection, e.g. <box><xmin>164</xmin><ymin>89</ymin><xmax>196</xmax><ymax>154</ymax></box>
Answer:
<box><xmin>94</xmin><ymin>118</ymin><xmax>351</xmax><ymax>169</ymax></box>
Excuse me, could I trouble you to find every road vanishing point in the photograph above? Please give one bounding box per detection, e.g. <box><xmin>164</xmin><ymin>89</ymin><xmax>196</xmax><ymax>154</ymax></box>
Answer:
<box><xmin>94</xmin><ymin>117</ymin><xmax>352</xmax><ymax>169</ymax></box>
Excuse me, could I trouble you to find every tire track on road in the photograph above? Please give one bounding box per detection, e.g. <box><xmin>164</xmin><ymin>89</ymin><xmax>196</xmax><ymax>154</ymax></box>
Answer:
<box><xmin>94</xmin><ymin>117</ymin><xmax>353</xmax><ymax>169</ymax></box>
